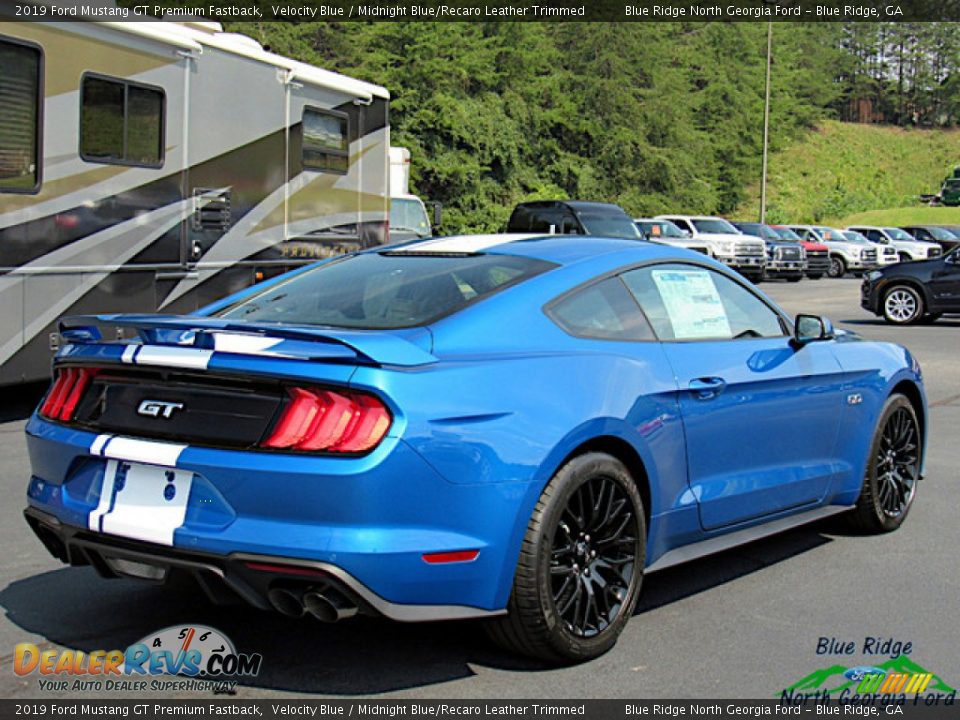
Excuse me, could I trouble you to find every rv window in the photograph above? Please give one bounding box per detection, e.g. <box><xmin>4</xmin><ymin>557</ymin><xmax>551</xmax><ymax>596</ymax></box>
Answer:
<box><xmin>0</xmin><ymin>38</ymin><xmax>42</xmax><ymax>193</ymax></box>
<box><xmin>302</xmin><ymin>108</ymin><xmax>349</xmax><ymax>174</ymax></box>
<box><xmin>80</xmin><ymin>75</ymin><xmax>163</xmax><ymax>167</ymax></box>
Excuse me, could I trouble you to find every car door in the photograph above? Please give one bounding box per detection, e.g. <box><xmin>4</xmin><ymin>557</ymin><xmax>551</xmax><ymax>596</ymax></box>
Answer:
<box><xmin>927</xmin><ymin>253</ymin><xmax>960</xmax><ymax>308</ymax></box>
<box><xmin>621</xmin><ymin>262</ymin><xmax>847</xmax><ymax>530</ymax></box>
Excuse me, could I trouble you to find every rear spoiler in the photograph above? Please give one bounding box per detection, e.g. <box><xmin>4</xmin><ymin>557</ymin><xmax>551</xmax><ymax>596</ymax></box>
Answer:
<box><xmin>59</xmin><ymin>315</ymin><xmax>437</xmax><ymax>367</ymax></box>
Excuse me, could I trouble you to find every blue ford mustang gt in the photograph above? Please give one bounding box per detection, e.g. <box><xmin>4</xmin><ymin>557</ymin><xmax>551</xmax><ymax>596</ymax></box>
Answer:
<box><xmin>24</xmin><ymin>234</ymin><xmax>926</xmax><ymax>662</ymax></box>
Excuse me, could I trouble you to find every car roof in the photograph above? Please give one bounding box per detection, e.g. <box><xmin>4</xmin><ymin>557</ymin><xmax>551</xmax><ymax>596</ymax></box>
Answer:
<box><xmin>381</xmin><ymin>233</ymin><xmax>675</xmax><ymax>266</ymax></box>
<box><xmin>514</xmin><ymin>200</ymin><xmax>625</xmax><ymax>213</ymax></box>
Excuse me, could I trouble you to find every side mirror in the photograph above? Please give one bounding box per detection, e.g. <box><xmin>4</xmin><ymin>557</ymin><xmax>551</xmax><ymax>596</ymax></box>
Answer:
<box><xmin>945</xmin><ymin>251</ymin><xmax>959</xmax><ymax>265</ymax></box>
<box><xmin>428</xmin><ymin>201</ymin><xmax>442</xmax><ymax>229</ymax></box>
<box><xmin>792</xmin><ymin>314</ymin><xmax>835</xmax><ymax>348</ymax></box>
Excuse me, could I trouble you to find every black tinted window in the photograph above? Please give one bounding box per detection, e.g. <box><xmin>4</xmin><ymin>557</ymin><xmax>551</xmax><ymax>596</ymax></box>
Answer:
<box><xmin>549</xmin><ymin>277</ymin><xmax>654</xmax><ymax>341</ymax></box>
<box><xmin>302</xmin><ymin>108</ymin><xmax>348</xmax><ymax>173</ymax></box>
<box><xmin>81</xmin><ymin>75</ymin><xmax>163</xmax><ymax>166</ymax></box>
<box><xmin>0</xmin><ymin>39</ymin><xmax>41</xmax><ymax>192</ymax></box>
<box><xmin>219</xmin><ymin>252</ymin><xmax>554</xmax><ymax>329</ymax></box>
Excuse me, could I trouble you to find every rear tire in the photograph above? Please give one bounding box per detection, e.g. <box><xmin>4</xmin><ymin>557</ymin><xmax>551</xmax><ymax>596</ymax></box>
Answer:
<box><xmin>882</xmin><ymin>285</ymin><xmax>924</xmax><ymax>325</ymax></box>
<box><xmin>485</xmin><ymin>453</ymin><xmax>646</xmax><ymax>663</ymax></box>
<box><xmin>787</xmin><ymin>275</ymin><xmax>803</xmax><ymax>283</ymax></box>
<box><xmin>848</xmin><ymin>394</ymin><xmax>920</xmax><ymax>533</ymax></box>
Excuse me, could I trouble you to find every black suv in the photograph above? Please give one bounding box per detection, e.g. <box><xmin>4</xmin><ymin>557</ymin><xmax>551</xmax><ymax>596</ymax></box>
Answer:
<box><xmin>506</xmin><ymin>201</ymin><xmax>643</xmax><ymax>241</ymax></box>
<box><xmin>861</xmin><ymin>246</ymin><xmax>960</xmax><ymax>324</ymax></box>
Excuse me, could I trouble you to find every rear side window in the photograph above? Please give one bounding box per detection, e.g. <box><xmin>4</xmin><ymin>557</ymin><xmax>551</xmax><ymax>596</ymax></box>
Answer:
<box><xmin>219</xmin><ymin>252</ymin><xmax>555</xmax><ymax>329</ymax></box>
<box><xmin>81</xmin><ymin>75</ymin><xmax>164</xmax><ymax>167</ymax></box>
<box><xmin>548</xmin><ymin>277</ymin><xmax>655</xmax><ymax>341</ymax></box>
<box><xmin>0</xmin><ymin>38</ymin><xmax>42</xmax><ymax>193</ymax></box>
<box><xmin>622</xmin><ymin>264</ymin><xmax>785</xmax><ymax>341</ymax></box>
<box><xmin>302</xmin><ymin>108</ymin><xmax>349</xmax><ymax>174</ymax></box>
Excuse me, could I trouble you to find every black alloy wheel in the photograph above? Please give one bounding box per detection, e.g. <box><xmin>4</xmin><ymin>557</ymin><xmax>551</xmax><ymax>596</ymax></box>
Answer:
<box><xmin>549</xmin><ymin>475</ymin><xmax>638</xmax><ymax>639</ymax></box>
<box><xmin>486</xmin><ymin>453</ymin><xmax>645</xmax><ymax>662</ymax></box>
<box><xmin>849</xmin><ymin>394</ymin><xmax>920</xmax><ymax>533</ymax></box>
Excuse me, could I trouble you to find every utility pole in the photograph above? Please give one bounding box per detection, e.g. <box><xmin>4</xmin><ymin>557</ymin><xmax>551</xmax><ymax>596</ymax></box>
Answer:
<box><xmin>760</xmin><ymin>21</ymin><xmax>773</xmax><ymax>223</ymax></box>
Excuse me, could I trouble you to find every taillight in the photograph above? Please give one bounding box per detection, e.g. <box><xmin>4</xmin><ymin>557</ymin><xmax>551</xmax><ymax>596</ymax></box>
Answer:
<box><xmin>262</xmin><ymin>387</ymin><xmax>392</xmax><ymax>454</ymax></box>
<box><xmin>39</xmin><ymin>367</ymin><xmax>98</xmax><ymax>422</ymax></box>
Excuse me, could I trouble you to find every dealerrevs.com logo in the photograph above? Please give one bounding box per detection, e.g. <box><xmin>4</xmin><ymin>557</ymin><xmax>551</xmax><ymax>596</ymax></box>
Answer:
<box><xmin>13</xmin><ymin>625</ymin><xmax>262</xmax><ymax>693</ymax></box>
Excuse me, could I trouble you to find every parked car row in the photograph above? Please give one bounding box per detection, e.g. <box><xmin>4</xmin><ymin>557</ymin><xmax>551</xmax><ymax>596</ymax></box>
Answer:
<box><xmin>503</xmin><ymin>202</ymin><xmax>959</xmax><ymax>327</ymax></box>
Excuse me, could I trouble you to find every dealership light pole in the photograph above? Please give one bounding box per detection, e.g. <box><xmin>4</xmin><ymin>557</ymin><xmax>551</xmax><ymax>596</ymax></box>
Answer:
<box><xmin>760</xmin><ymin>21</ymin><xmax>773</xmax><ymax>224</ymax></box>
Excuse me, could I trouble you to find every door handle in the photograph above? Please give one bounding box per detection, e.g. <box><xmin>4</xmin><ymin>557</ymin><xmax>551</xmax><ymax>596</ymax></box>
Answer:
<box><xmin>688</xmin><ymin>377</ymin><xmax>727</xmax><ymax>400</ymax></box>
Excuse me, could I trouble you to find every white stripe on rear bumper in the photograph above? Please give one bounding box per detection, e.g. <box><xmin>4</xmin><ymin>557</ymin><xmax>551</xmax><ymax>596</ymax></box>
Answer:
<box><xmin>100</xmin><ymin>437</ymin><xmax>187</xmax><ymax>467</ymax></box>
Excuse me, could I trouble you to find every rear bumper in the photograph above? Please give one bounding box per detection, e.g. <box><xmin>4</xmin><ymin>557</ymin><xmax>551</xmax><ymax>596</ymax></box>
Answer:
<box><xmin>24</xmin><ymin>416</ymin><xmax>528</xmax><ymax>613</ymax></box>
<box><xmin>24</xmin><ymin>507</ymin><xmax>501</xmax><ymax>622</ymax></box>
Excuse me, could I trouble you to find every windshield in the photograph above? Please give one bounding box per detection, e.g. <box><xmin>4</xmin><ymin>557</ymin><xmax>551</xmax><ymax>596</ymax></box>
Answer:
<box><xmin>924</xmin><ymin>227</ymin><xmax>956</xmax><ymax>241</ymax></box>
<box><xmin>842</xmin><ymin>231</ymin><xmax>871</xmax><ymax>245</ymax></box>
<box><xmin>884</xmin><ymin>228</ymin><xmax>915</xmax><ymax>242</ymax></box>
<box><xmin>944</xmin><ymin>179</ymin><xmax>960</xmax><ymax>190</ymax></box>
<box><xmin>772</xmin><ymin>227</ymin><xmax>803</xmax><ymax>241</ymax></box>
<box><xmin>578</xmin><ymin>213</ymin><xmax>643</xmax><ymax>240</ymax></box>
<box><xmin>218</xmin><ymin>252</ymin><xmax>554</xmax><ymax>329</ymax></box>
<box><xmin>389</xmin><ymin>198</ymin><xmax>431</xmax><ymax>237</ymax></box>
<box><xmin>638</xmin><ymin>220</ymin><xmax>685</xmax><ymax>239</ymax></box>
<box><xmin>692</xmin><ymin>218</ymin><xmax>739</xmax><ymax>235</ymax></box>
<box><xmin>736</xmin><ymin>223</ymin><xmax>779</xmax><ymax>241</ymax></box>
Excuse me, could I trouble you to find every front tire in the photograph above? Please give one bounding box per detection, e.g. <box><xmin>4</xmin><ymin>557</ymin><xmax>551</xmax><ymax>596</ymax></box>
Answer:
<box><xmin>848</xmin><ymin>394</ymin><xmax>920</xmax><ymax>533</ymax></box>
<box><xmin>486</xmin><ymin>453</ymin><xmax>646</xmax><ymax>663</ymax></box>
<box><xmin>828</xmin><ymin>256</ymin><xmax>846</xmax><ymax>278</ymax></box>
<box><xmin>882</xmin><ymin>285</ymin><xmax>924</xmax><ymax>324</ymax></box>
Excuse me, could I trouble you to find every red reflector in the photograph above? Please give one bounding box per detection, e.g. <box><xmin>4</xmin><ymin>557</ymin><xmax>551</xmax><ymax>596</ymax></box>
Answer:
<box><xmin>262</xmin><ymin>386</ymin><xmax>392</xmax><ymax>454</ymax></box>
<box><xmin>422</xmin><ymin>550</ymin><xmax>480</xmax><ymax>564</ymax></box>
<box><xmin>244</xmin><ymin>561</ymin><xmax>329</xmax><ymax>578</ymax></box>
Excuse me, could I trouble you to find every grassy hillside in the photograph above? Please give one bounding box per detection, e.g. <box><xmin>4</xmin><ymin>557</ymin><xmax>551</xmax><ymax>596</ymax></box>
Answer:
<box><xmin>837</xmin><ymin>206</ymin><xmax>960</xmax><ymax>226</ymax></box>
<box><xmin>736</xmin><ymin>120</ymin><xmax>960</xmax><ymax>225</ymax></box>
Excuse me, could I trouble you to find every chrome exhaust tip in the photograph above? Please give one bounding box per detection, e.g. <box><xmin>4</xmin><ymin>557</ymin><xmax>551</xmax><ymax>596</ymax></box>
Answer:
<box><xmin>268</xmin><ymin>587</ymin><xmax>306</xmax><ymax>618</ymax></box>
<box><xmin>303</xmin><ymin>590</ymin><xmax>358</xmax><ymax>623</ymax></box>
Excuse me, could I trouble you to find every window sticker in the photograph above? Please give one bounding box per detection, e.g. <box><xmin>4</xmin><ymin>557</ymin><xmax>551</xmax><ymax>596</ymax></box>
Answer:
<box><xmin>651</xmin><ymin>269</ymin><xmax>731</xmax><ymax>339</ymax></box>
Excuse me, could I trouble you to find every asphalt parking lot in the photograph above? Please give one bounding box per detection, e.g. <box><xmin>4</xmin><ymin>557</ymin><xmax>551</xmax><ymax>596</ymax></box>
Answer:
<box><xmin>1</xmin><ymin>277</ymin><xmax>957</xmax><ymax>700</ymax></box>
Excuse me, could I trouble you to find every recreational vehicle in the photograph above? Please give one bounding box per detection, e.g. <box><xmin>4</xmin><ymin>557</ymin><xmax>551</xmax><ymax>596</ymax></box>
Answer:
<box><xmin>0</xmin><ymin>20</ymin><xmax>390</xmax><ymax>384</ymax></box>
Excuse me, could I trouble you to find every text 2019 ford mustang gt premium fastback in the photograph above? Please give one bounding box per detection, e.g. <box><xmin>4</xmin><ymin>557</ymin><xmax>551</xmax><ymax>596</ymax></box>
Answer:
<box><xmin>24</xmin><ymin>235</ymin><xmax>926</xmax><ymax>662</ymax></box>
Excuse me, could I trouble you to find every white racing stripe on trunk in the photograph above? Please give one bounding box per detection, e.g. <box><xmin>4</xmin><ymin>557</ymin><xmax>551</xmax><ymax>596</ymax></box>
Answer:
<box><xmin>121</xmin><ymin>346</ymin><xmax>138</xmax><ymax>364</ymax></box>
<box><xmin>100</xmin><ymin>437</ymin><xmax>187</xmax><ymax>468</ymax></box>
<box><xmin>88</xmin><ymin>459</ymin><xmax>119</xmax><ymax>533</ymax></box>
<box><xmin>133</xmin><ymin>346</ymin><xmax>212</xmax><ymax>370</ymax></box>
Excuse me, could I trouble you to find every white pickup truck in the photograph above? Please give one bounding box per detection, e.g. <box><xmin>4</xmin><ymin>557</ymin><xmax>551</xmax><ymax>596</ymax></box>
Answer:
<box><xmin>846</xmin><ymin>226</ymin><xmax>942</xmax><ymax>262</ymax></box>
<box><xmin>655</xmin><ymin>215</ymin><xmax>766</xmax><ymax>280</ymax></box>
<box><xmin>789</xmin><ymin>225</ymin><xmax>883</xmax><ymax>278</ymax></box>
